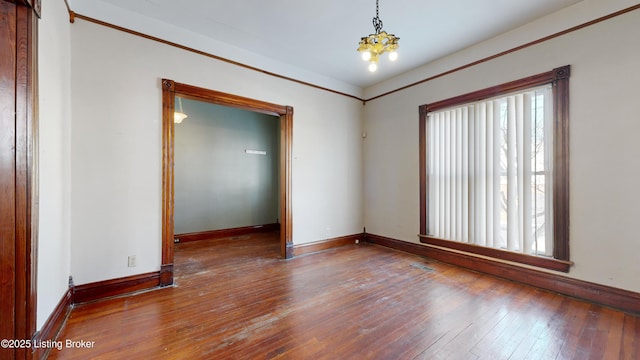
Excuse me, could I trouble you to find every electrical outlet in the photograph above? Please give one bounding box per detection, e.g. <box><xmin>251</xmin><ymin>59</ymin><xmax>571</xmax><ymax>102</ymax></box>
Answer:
<box><xmin>128</xmin><ymin>255</ymin><xmax>137</xmax><ymax>267</ymax></box>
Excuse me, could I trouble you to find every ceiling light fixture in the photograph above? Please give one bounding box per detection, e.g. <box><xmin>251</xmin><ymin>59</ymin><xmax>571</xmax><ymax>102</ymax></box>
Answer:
<box><xmin>357</xmin><ymin>0</ymin><xmax>399</xmax><ymax>72</ymax></box>
<box><xmin>174</xmin><ymin>97</ymin><xmax>188</xmax><ymax>124</ymax></box>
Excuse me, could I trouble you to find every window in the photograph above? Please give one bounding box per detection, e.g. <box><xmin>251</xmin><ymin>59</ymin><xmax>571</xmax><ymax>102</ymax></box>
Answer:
<box><xmin>419</xmin><ymin>66</ymin><xmax>571</xmax><ymax>272</ymax></box>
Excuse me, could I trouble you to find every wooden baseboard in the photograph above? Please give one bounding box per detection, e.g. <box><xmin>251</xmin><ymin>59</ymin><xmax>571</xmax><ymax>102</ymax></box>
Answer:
<box><xmin>174</xmin><ymin>223</ymin><xmax>280</xmax><ymax>243</ymax></box>
<box><xmin>365</xmin><ymin>233</ymin><xmax>640</xmax><ymax>315</ymax></box>
<box><xmin>159</xmin><ymin>264</ymin><xmax>174</xmax><ymax>287</ymax></box>
<box><xmin>291</xmin><ymin>233</ymin><xmax>363</xmax><ymax>257</ymax></box>
<box><xmin>73</xmin><ymin>271</ymin><xmax>161</xmax><ymax>304</ymax></box>
<box><xmin>32</xmin><ymin>287</ymin><xmax>74</xmax><ymax>360</ymax></box>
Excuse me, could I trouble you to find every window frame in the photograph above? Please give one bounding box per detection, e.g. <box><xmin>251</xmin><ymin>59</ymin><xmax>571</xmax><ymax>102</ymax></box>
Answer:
<box><xmin>419</xmin><ymin>65</ymin><xmax>571</xmax><ymax>272</ymax></box>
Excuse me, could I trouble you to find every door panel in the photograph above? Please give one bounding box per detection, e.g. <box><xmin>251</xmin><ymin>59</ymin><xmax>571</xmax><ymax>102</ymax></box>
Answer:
<box><xmin>0</xmin><ymin>1</ymin><xmax>38</xmax><ymax>359</ymax></box>
<box><xmin>0</xmin><ymin>2</ymin><xmax>18</xmax><ymax>358</ymax></box>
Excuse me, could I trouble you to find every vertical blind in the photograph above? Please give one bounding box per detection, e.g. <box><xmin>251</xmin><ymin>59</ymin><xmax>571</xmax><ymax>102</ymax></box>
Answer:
<box><xmin>426</xmin><ymin>85</ymin><xmax>553</xmax><ymax>256</ymax></box>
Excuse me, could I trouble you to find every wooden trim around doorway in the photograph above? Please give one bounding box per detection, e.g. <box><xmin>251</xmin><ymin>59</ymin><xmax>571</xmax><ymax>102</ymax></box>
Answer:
<box><xmin>0</xmin><ymin>2</ymin><xmax>39</xmax><ymax>358</ymax></box>
<box><xmin>161</xmin><ymin>79</ymin><xmax>294</xmax><ymax>286</ymax></box>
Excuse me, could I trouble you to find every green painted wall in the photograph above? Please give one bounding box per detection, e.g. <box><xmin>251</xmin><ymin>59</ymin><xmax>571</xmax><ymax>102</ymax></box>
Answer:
<box><xmin>174</xmin><ymin>98</ymin><xmax>279</xmax><ymax>234</ymax></box>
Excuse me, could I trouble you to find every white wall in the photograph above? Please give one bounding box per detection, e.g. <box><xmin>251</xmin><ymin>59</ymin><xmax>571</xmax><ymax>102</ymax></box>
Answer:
<box><xmin>37</xmin><ymin>0</ymin><xmax>72</xmax><ymax>329</ymax></box>
<box><xmin>70</xmin><ymin>0</ymin><xmax>362</xmax><ymax>98</ymax></box>
<box><xmin>363</xmin><ymin>1</ymin><xmax>640</xmax><ymax>293</ymax></box>
<box><xmin>69</xmin><ymin>19</ymin><xmax>364</xmax><ymax>285</ymax></box>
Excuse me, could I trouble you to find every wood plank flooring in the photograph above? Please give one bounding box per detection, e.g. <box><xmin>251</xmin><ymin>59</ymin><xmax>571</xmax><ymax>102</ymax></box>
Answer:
<box><xmin>48</xmin><ymin>232</ymin><xmax>639</xmax><ymax>359</ymax></box>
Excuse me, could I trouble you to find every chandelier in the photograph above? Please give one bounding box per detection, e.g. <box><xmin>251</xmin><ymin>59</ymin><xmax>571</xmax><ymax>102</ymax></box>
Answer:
<box><xmin>174</xmin><ymin>97</ymin><xmax>188</xmax><ymax>124</ymax></box>
<box><xmin>357</xmin><ymin>0</ymin><xmax>399</xmax><ymax>72</ymax></box>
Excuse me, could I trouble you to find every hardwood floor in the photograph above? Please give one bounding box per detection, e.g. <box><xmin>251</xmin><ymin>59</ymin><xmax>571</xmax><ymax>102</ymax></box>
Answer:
<box><xmin>48</xmin><ymin>232</ymin><xmax>639</xmax><ymax>359</ymax></box>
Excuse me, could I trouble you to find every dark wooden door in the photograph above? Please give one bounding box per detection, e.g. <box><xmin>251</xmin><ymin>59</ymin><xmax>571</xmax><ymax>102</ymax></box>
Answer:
<box><xmin>0</xmin><ymin>1</ymin><xmax>38</xmax><ymax>359</ymax></box>
<box><xmin>0</xmin><ymin>1</ymin><xmax>19</xmax><ymax>356</ymax></box>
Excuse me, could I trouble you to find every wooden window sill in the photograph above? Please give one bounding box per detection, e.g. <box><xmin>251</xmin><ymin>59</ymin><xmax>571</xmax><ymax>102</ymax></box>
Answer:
<box><xmin>418</xmin><ymin>235</ymin><xmax>573</xmax><ymax>272</ymax></box>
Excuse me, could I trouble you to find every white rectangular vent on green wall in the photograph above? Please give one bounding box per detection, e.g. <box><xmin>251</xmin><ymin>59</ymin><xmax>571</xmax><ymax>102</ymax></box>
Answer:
<box><xmin>245</xmin><ymin>149</ymin><xmax>267</xmax><ymax>155</ymax></box>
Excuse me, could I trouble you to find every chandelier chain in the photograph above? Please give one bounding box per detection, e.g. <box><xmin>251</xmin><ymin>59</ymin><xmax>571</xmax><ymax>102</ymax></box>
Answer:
<box><xmin>372</xmin><ymin>0</ymin><xmax>383</xmax><ymax>34</ymax></box>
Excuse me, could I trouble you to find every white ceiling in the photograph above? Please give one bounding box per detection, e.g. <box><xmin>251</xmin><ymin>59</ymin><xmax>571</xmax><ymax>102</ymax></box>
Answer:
<box><xmin>78</xmin><ymin>0</ymin><xmax>583</xmax><ymax>89</ymax></box>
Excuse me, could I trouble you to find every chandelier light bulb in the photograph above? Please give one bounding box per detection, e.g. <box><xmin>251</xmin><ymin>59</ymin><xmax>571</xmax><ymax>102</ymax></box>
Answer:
<box><xmin>388</xmin><ymin>51</ymin><xmax>398</xmax><ymax>62</ymax></box>
<box><xmin>368</xmin><ymin>62</ymin><xmax>378</xmax><ymax>72</ymax></box>
<box><xmin>361</xmin><ymin>51</ymin><xmax>372</xmax><ymax>61</ymax></box>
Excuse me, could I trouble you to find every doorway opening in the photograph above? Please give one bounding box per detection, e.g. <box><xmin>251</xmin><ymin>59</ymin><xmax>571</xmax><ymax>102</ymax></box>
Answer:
<box><xmin>161</xmin><ymin>79</ymin><xmax>293</xmax><ymax>286</ymax></box>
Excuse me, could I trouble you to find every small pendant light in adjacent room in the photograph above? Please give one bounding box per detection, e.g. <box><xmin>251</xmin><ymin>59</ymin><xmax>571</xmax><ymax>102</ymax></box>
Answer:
<box><xmin>174</xmin><ymin>97</ymin><xmax>188</xmax><ymax>124</ymax></box>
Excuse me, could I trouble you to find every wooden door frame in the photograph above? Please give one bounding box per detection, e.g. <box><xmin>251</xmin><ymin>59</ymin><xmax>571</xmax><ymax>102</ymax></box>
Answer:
<box><xmin>160</xmin><ymin>79</ymin><xmax>293</xmax><ymax>286</ymax></box>
<box><xmin>1</xmin><ymin>1</ymin><xmax>39</xmax><ymax>359</ymax></box>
